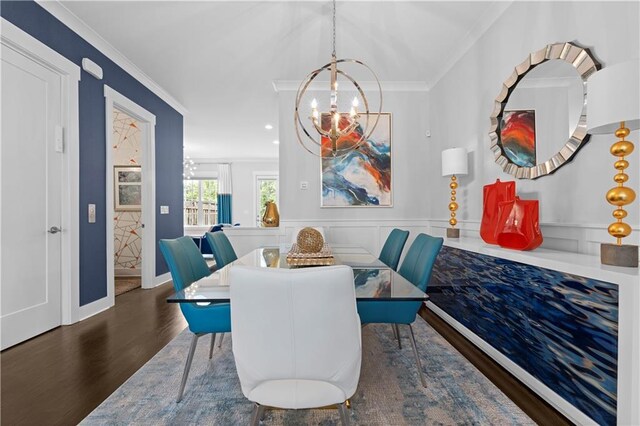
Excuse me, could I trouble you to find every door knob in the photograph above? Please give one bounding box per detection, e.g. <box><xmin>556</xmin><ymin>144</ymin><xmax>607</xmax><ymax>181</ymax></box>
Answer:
<box><xmin>48</xmin><ymin>226</ymin><xmax>62</xmax><ymax>234</ymax></box>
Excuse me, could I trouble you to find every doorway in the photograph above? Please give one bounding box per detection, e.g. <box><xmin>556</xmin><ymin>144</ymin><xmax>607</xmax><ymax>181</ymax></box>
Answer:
<box><xmin>0</xmin><ymin>19</ymin><xmax>80</xmax><ymax>349</ymax></box>
<box><xmin>104</xmin><ymin>86</ymin><xmax>155</xmax><ymax>306</ymax></box>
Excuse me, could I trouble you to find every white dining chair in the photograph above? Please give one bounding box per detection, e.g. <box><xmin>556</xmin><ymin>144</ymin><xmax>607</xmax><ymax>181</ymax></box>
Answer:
<box><xmin>229</xmin><ymin>265</ymin><xmax>361</xmax><ymax>426</ymax></box>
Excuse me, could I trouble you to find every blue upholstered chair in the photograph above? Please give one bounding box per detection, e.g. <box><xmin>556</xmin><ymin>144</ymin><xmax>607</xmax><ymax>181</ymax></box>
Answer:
<box><xmin>205</xmin><ymin>231</ymin><xmax>238</xmax><ymax>269</ymax></box>
<box><xmin>379</xmin><ymin>228</ymin><xmax>409</xmax><ymax>271</ymax></box>
<box><xmin>357</xmin><ymin>233</ymin><xmax>444</xmax><ymax>387</ymax></box>
<box><xmin>159</xmin><ymin>236</ymin><xmax>231</xmax><ymax>402</ymax></box>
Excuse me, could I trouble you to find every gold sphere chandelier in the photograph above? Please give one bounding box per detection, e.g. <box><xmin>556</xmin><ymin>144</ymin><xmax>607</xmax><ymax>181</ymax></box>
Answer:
<box><xmin>294</xmin><ymin>0</ymin><xmax>383</xmax><ymax>158</ymax></box>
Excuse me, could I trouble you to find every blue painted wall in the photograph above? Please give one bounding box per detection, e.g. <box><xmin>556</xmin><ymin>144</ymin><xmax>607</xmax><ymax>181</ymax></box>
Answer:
<box><xmin>1</xmin><ymin>1</ymin><xmax>184</xmax><ymax>305</ymax></box>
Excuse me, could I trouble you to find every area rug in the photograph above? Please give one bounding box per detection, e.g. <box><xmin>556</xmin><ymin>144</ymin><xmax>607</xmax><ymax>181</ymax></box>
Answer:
<box><xmin>114</xmin><ymin>277</ymin><xmax>141</xmax><ymax>296</ymax></box>
<box><xmin>81</xmin><ymin>318</ymin><xmax>534</xmax><ymax>425</ymax></box>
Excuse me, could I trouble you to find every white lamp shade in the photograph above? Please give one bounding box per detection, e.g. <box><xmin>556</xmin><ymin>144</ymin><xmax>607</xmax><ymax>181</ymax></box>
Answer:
<box><xmin>587</xmin><ymin>60</ymin><xmax>640</xmax><ymax>134</ymax></box>
<box><xmin>441</xmin><ymin>147</ymin><xmax>468</xmax><ymax>176</ymax></box>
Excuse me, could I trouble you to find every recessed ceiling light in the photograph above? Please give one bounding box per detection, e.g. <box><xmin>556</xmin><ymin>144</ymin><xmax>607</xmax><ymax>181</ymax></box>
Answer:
<box><xmin>272</xmin><ymin>140</ymin><xmax>280</xmax><ymax>145</ymax></box>
<box><xmin>265</xmin><ymin>124</ymin><xmax>273</xmax><ymax>130</ymax></box>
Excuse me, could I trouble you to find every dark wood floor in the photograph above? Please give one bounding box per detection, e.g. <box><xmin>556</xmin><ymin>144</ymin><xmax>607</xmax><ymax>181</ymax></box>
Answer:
<box><xmin>1</xmin><ymin>283</ymin><xmax>187</xmax><ymax>426</ymax></box>
<box><xmin>2</xmin><ymin>284</ymin><xmax>570</xmax><ymax>425</ymax></box>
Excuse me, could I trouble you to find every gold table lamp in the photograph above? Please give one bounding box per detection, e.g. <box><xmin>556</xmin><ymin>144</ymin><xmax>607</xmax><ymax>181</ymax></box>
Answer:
<box><xmin>587</xmin><ymin>60</ymin><xmax>639</xmax><ymax>267</ymax></box>
<box><xmin>441</xmin><ymin>148</ymin><xmax>468</xmax><ymax>238</ymax></box>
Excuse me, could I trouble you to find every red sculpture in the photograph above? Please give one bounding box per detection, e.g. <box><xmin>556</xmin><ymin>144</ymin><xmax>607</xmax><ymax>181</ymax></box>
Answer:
<box><xmin>495</xmin><ymin>197</ymin><xmax>543</xmax><ymax>251</ymax></box>
<box><xmin>480</xmin><ymin>179</ymin><xmax>516</xmax><ymax>244</ymax></box>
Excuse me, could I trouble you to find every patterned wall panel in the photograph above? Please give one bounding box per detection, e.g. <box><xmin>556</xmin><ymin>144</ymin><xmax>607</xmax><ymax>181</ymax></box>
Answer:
<box><xmin>428</xmin><ymin>246</ymin><xmax>618</xmax><ymax>425</ymax></box>
<box><xmin>113</xmin><ymin>108</ymin><xmax>142</xmax><ymax>273</ymax></box>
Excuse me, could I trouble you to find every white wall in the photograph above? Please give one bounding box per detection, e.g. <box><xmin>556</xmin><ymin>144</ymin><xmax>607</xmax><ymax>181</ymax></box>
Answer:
<box><xmin>189</xmin><ymin>160</ymin><xmax>279</xmax><ymax>228</ymax></box>
<box><xmin>232</xmin><ymin>160</ymin><xmax>279</xmax><ymax>226</ymax></box>
<box><xmin>427</xmin><ymin>1</ymin><xmax>640</xmax><ymax>252</ymax></box>
<box><xmin>278</xmin><ymin>89</ymin><xmax>430</xmax><ymax>222</ymax></box>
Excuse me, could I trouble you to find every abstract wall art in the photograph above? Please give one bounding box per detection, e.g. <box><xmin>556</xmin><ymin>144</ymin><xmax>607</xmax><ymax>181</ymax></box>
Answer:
<box><xmin>500</xmin><ymin>110</ymin><xmax>536</xmax><ymax>167</ymax></box>
<box><xmin>321</xmin><ymin>113</ymin><xmax>392</xmax><ymax>207</ymax></box>
<box><xmin>114</xmin><ymin>166</ymin><xmax>142</xmax><ymax>211</ymax></box>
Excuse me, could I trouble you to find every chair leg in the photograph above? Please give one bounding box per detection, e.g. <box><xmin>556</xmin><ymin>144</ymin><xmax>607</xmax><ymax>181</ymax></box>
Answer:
<box><xmin>218</xmin><ymin>332</ymin><xmax>224</xmax><ymax>349</ymax></box>
<box><xmin>250</xmin><ymin>403</ymin><xmax>266</xmax><ymax>426</ymax></box>
<box><xmin>407</xmin><ymin>324</ymin><xmax>427</xmax><ymax>388</ymax></box>
<box><xmin>177</xmin><ymin>333</ymin><xmax>200</xmax><ymax>403</ymax></box>
<box><xmin>209</xmin><ymin>333</ymin><xmax>216</xmax><ymax>359</ymax></box>
<box><xmin>337</xmin><ymin>402</ymin><xmax>351</xmax><ymax>426</ymax></box>
<box><xmin>394</xmin><ymin>323</ymin><xmax>402</xmax><ymax>349</ymax></box>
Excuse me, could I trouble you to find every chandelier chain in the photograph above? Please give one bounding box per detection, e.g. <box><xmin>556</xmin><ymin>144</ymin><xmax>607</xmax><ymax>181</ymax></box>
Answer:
<box><xmin>332</xmin><ymin>0</ymin><xmax>336</xmax><ymax>57</ymax></box>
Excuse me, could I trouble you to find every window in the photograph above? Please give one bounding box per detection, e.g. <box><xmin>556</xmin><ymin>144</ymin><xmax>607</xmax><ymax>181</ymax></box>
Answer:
<box><xmin>255</xmin><ymin>174</ymin><xmax>279</xmax><ymax>226</ymax></box>
<box><xmin>184</xmin><ymin>179</ymin><xmax>218</xmax><ymax>226</ymax></box>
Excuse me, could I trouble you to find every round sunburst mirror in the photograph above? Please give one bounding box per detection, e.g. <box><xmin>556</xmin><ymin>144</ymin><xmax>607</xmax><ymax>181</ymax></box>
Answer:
<box><xmin>488</xmin><ymin>42</ymin><xmax>600</xmax><ymax>179</ymax></box>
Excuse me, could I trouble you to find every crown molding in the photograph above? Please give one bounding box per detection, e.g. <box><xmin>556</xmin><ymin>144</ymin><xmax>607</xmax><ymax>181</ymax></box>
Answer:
<box><xmin>272</xmin><ymin>80</ymin><xmax>429</xmax><ymax>92</ymax></box>
<box><xmin>35</xmin><ymin>0</ymin><xmax>188</xmax><ymax>116</ymax></box>
<box><xmin>428</xmin><ymin>1</ymin><xmax>513</xmax><ymax>90</ymax></box>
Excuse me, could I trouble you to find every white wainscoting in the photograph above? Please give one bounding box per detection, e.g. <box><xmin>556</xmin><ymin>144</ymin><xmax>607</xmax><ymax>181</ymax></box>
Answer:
<box><xmin>222</xmin><ymin>219</ymin><xmax>432</xmax><ymax>260</ymax></box>
<box><xmin>429</xmin><ymin>219</ymin><xmax>640</xmax><ymax>259</ymax></box>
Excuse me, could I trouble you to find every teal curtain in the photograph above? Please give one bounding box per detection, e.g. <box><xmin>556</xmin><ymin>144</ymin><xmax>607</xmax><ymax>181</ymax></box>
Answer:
<box><xmin>217</xmin><ymin>163</ymin><xmax>233</xmax><ymax>224</ymax></box>
<box><xmin>217</xmin><ymin>194</ymin><xmax>232</xmax><ymax>224</ymax></box>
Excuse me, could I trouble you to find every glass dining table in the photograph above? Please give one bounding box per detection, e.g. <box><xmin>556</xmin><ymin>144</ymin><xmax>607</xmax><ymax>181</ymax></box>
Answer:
<box><xmin>167</xmin><ymin>245</ymin><xmax>428</xmax><ymax>303</ymax></box>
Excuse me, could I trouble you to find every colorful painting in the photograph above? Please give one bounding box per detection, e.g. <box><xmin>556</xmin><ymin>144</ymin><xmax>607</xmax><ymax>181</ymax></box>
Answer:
<box><xmin>114</xmin><ymin>166</ymin><xmax>142</xmax><ymax>211</ymax></box>
<box><xmin>500</xmin><ymin>110</ymin><xmax>536</xmax><ymax>167</ymax></box>
<box><xmin>321</xmin><ymin>113</ymin><xmax>391</xmax><ymax>207</ymax></box>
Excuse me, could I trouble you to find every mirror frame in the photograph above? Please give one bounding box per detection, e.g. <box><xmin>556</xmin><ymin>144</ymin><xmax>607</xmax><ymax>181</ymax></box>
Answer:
<box><xmin>489</xmin><ymin>42</ymin><xmax>600</xmax><ymax>179</ymax></box>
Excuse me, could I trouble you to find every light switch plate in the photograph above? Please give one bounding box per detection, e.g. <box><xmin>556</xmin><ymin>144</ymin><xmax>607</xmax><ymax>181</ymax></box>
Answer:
<box><xmin>88</xmin><ymin>204</ymin><xmax>96</xmax><ymax>223</ymax></box>
<box><xmin>160</xmin><ymin>205</ymin><xmax>169</xmax><ymax>214</ymax></box>
<box><xmin>300</xmin><ymin>181</ymin><xmax>309</xmax><ymax>190</ymax></box>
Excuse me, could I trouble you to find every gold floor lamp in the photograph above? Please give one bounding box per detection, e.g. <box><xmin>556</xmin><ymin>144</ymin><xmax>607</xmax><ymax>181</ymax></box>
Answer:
<box><xmin>587</xmin><ymin>60</ymin><xmax>639</xmax><ymax>267</ymax></box>
<box><xmin>442</xmin><ymin>148</ymin><xmax>468</xmax><ymax>238</ymax></box>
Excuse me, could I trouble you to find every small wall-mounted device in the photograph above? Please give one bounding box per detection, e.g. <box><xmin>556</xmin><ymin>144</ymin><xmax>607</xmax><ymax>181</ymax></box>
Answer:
<box><xmin>88</xmin><ymin>204</ymin><xmax>96</xmax><ymax>223</ymax></box>
<box><xmin>300</xmin><ymin>181</ymin><xmax>309</xmax><ymax>190</ymax></box>
<box><xmin>82</xmin><ymin>58</ymin><xmax>103</xmax><ymax>80</ymax></box>
<box><xmin>160</xmin><ymin>205</ymin><xmax>169</xmax><ymax>214</ymax></box>
<box><xmin>54</xmin><ymin>125</ymin><xmax>64</xmax><ymax>153</ymax></box>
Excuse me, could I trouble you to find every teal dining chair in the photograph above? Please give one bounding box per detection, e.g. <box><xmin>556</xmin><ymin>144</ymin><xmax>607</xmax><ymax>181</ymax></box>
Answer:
<box><xmin>205</xmin><ymin>231</ymin><xmax>238</xmax><ymax>269</ymax></box>
<box><xmin>379</xmin><ymin>228</ymin><xmax>409</xmax><ymax>271</ymax></box>
<box><xmin>357</xmin><ymin>233</ymin><xmax>444</xmax><ymax>387</ymax></box>
<box><xmin>159</xmin><ymin>236</ymin><xmax>231</xmax><ymax>402</ymax></box>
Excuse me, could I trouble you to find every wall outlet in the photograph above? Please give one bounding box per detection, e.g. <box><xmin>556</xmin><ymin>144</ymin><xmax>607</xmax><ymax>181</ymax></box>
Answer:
<box><xmin>300</xmin><ymin>181</ymin><xmax>309</xmax><ymax>190</ymax></box>
<box><xmin>88</xmin><ymin>204</ymin><xmax>96</xmax><ymax>223</ymax></box>
<box><xmin>160</xmin><ymin>205</ymin><xmax>169</xmax><ymax>214</ymax></box>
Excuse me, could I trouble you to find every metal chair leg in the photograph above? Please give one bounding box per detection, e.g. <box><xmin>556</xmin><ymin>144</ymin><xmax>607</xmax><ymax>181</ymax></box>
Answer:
<box><xmin>209</xmin><ymin>333</ymin><xmax>216</xmax><ymax>359</ymax></box>
<box><xmin>250</xmin><ymin>403</ymin><xmax>266</xmax><ymax>426</ymax></box>
<box><xmin>407</xmin><ymin>324</ymin><xmax>427</xmax><ymax>388</ymax></box>
<box><xmin>177</xmin><ymin>333</ymin><xmax>201</xmax><ymax>402</ymax></box>
<box><xmin>337</xmin><ymin>402</ymin><xmax>351</xmax><ymax>426</ymax></box>
<box><xmin>218</xmin><ymin>332</ymin><xmax>224</xmax><ymax>349</ymax></box>
<box><xmin>394</xmin><ymin>323</ymin><xmax>402</xmax><ymax>349</ymax></box>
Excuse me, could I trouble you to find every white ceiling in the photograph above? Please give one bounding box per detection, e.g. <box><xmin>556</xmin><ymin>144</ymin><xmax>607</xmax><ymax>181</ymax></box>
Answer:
<box><xmin>59</xmin><ymin>1</ymin><xmax>510</xmax><ymax>160</ymax></box>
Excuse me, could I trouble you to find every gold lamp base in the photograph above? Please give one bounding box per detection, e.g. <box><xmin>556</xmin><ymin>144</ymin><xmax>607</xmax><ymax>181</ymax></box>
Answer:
<box><xmin>601</xmin><ymin>243</ymin><xmax>639</xmax><ymax>268</ymax></box>
<box><xmin>446</xmin><ymin>228</ymin><xmax>460</xmax><ymax>239</ymax></box>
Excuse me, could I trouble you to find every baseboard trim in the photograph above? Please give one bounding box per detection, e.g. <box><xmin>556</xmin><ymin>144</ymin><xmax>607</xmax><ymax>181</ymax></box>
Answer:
<box><xmin>152</xmin><ymin>272</ymin><xmax>171</xmax><ymax>288</ymax></box>
<box><xmin>78</xmin><ymin>296</ymin><xmax>112</xmax><ymax>321</ymax></box>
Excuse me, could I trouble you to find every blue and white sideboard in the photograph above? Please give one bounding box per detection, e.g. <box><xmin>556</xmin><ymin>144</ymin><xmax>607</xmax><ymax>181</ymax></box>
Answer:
<box><xmin>427</xmin><ymin>238</ymin><xmax>639</xmax><ymax>426</ymax></box>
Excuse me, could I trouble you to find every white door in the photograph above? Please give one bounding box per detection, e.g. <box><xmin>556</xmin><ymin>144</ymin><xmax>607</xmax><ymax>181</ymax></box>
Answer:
<box><xmin>1</xmin><ymin>44</ymin><xmax>64</xmax><ymax>349</ymax></box>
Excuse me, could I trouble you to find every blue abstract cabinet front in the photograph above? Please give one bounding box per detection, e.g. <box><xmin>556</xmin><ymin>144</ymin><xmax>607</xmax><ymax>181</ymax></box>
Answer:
<box><xmin>428</xmin><ymin>246</ymin><xmax>618</xmax><ymax>425</ymax></box>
